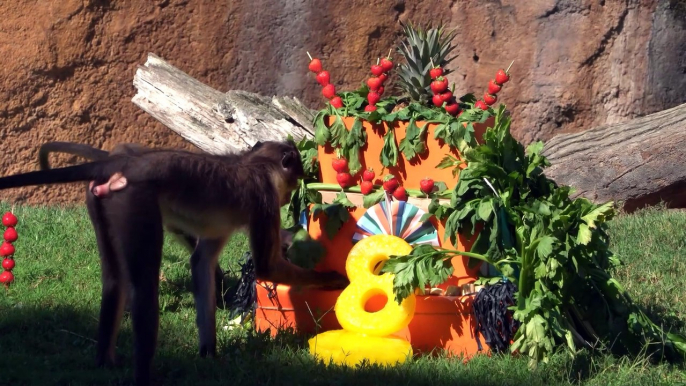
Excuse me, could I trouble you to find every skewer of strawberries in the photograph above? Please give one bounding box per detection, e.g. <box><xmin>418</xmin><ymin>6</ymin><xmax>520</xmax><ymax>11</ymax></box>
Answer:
<box><xmin>332</xmin><ymin>156</ymin><xmax>353</xmax><ymax>188</ymax></box>
<box><xmin>429</xmin><ymin>60</ymin><xmax>461</xmax><ymax>117</ymax></box>
<box><xmin>0</xmin><ymin>211</ymin><xmax>18</xmax><ymax>288</ymax></box>
<box><xmin>365</xmin><ymin>50</ymin><xmax>394</xmax><ymax>112</ymax></box>
<box><xmin>475</xmin><ymin>60</ymin><xmax>513</xmax><ymax>110</ymax></box>
<box><xmin>308</xmin><ymin>52</ymin><xmax>343</xmax><ymax>108</ymax></box>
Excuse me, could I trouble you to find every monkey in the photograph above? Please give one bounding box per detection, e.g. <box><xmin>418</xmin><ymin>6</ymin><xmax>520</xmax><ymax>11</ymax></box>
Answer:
<box><xmin>40</xmin><ymin>141</ymin><xmax>224</xmax><ymax>302</ymax></box>
<box><xmin>38</xmin><ymin>142</ymin><xmax>299</xmax><ymax>307</ymax></box>
<box><xmin>0</xmin><ymin>140</ymin><xmax>349</xmax><ymax>385</ymax></box>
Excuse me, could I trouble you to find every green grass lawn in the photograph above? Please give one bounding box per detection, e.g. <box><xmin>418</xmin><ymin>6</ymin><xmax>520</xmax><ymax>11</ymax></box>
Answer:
<box><xmin>0</xmin><ymin>202</ymin><xmax>685</xmax><ymax>386</ymax></box>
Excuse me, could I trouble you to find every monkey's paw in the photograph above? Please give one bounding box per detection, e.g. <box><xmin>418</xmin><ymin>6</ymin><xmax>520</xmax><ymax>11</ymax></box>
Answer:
<box><xmin>316</xmin><ymin>271</ymin><xmax>350</xmax><ymax>290</ymax></box>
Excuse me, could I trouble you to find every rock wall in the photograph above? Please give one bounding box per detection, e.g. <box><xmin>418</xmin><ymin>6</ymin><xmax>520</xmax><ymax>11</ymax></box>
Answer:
<box><xmin>0</xmin><ymin>0</ymin><xmax>684</xmax><ymax>205</ymax></box>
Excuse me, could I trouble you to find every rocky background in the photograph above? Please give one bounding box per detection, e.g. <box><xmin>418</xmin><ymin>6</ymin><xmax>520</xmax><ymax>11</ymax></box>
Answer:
<box><xmin>0</xmin><ymin>0</ymin><xmax>684</xmax><ymax>205</ymax></box>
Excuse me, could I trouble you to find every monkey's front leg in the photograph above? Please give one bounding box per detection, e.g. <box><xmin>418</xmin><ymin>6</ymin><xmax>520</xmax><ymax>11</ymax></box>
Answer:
<box><xmin>190</xmin><ymin>237</ymin><xmax>229</xmax><ymax>358</ymax></box>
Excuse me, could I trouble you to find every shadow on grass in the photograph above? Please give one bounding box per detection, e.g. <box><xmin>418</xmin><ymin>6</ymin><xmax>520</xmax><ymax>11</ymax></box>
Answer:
<box><xmin>0</xmin><ymin>304</ymin><xmax>605</xmax><ymax>386</ymax></box>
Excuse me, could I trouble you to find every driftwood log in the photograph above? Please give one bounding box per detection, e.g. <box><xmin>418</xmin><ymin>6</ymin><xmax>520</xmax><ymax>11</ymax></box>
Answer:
<box><xmin>131</xmin><ymin>53</ymin><xmax>685</xmax><ymax>212</ymax></box>
<box><xmin>132</xmin><ymin>53</ymin><xmax>316</xmax><ymax>154</ymax></box>
<box><xmin>542</xmin><ymin>103</ymin><xmax>686</xmax><ymax>212</ymax></box>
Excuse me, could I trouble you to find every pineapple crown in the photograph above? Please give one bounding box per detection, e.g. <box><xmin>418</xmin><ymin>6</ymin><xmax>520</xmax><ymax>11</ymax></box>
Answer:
<box><xmin>395</xmin><ymin>21</ymin><xmax>458</xmax><ymax>104</ymax></box>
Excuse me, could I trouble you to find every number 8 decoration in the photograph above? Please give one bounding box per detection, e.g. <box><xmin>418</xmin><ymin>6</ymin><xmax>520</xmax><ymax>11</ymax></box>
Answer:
<box><xmin>308</xmin><ymin>199</ymin><xmax>439</xmax><ymax>366</ymax></box>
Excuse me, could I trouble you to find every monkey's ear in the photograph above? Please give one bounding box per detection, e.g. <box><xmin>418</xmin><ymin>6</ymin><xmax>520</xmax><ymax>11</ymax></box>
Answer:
<box><xmin>281</xmin><ymin>150</ymin><xmax>300</xmax><ymax>169</ymax></box>
<box><xmin>252</xmin><ymin>141</ymin><xmax>264</xmax><ymax>151</ymax></box>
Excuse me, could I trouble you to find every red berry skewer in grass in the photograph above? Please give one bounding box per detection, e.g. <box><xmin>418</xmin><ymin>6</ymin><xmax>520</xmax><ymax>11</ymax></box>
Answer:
<box><xmin>0</xmin><ymin>211</ymin><xmax>18</xmax><ymax>288</ymax></box>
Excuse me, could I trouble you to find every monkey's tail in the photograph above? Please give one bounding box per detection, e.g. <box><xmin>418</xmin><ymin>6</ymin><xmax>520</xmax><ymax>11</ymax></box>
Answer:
<box><xmin>39</xmin><ymin>142</ymin><xmax>109</xmax><ymax>170</ymax></box>
<box><xmin>0</xmin><ymin>161</ymin><xmax>109</xmax><ymax>191</ymax></box>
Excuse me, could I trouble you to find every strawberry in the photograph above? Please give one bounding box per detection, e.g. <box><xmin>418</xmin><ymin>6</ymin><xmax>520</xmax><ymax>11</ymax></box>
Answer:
<box><xmin>444</xmin><ymin>103</ymin><xmax>460</xmax><ymax>116</ymax></box>
<box><xmin>430</xmin><ymin>78</ymin><xmax>448</xmax><ymax>94</ymax></box>
<box><xmin>367</xmin><ymin>77</ymin><xmax>382</xmax><ymax>91</ymax></box>
<box><xmin>382</xmin><ymin>175</ymin><xmax>399</xmax><ymax>192</ymax></box>
<box><xmin>308</xmin><ymin>58</ymin><xmax>323</xmax><ymax>73</ymax></box>
<box><xmin>432</xmin><ymin>94</ymin><xmax>444</xmax><ymax>107</ymax></box>
<box><xmin>0</xmin><ymin>242</ymin><xmax>14</xmax><ymax>257</ymax></box>
<box><xmin>495</xmin><ymin>69</ymin><xmax>510</xmax><ymax>84</ymax></box>
<box><xmin>378</xmin><ymin>73</ymin><xmax>388</xmax><ymax>84</ymax></box>
<box><xmin>2</xmin><ymin>212</ymin><xmax>17</xmax><ymax>227</ymax></box>
<box><xmin>440</xmin><ymin>91</ymin><xmax>453</xmax><ymax>103</ymax></box>
<box><xmin>392</xmin><ymin>186</ymin><xmax>408</xmax><ymax>201</ymax></box>
<box><xmin>3</xmin><ymin>228</ymin><xmax>17</xmax><ymax>243</ymax></box>
<box><xmin>474</xmin><ymin>100</ymin><xmax>488</xmax><ymax>110</ymax></box>
<box><xmin>330</xmin><ymin>96</ymin><xmax>343</xmax><ymax>109</ymax></box>
<box><xmin>0</xmin><ymin>270</ymin><xmax>13</xmax><ymax>284</ymax></box>
<box><xmin>420</xmin><ymin>177</ymin><xmax>435</xmax><ymax>194</ymax></box>
<box><xmin>2</xmin><ymin>258</ymin><xmax>14</xmax><ymax>271</ymax></box>
<box><xmin>378</xmin><ymin>86</ymin><xmax>385</xmax><ymax>96</ymax></box>
<box><xmin>336</xmin><ymin>172</ymin><xmax>353</xmax><ymax>188</ymax></box>
<box><xmin>316</xmin><ymin>71</ymin><xmax>330</xmax><ymax>86</ymax></box>
<box><xmin>364</xmin><ymin>104</ymin><xmax>377</xmax><ymax>112</ymax></box>
<box><xmin>362</xmin><ymin>168</ymin><xmax>375</xmax><ymax>182</ymax></box>
<box><xmin>380</xmin><ymin>57</ymin><xmax>393</xmax><ymax>72</ymax></box>
<box><xmin>332</xmin><ymin>157</ymin><xmax>348</xmax><ymax>173</ymax></box>
<box><xmin>367</xmin><ymin>91</ymin><xmax>381</xmax><ymax>105</ymax></box>
<box><xmin>483</xmin><ymin>93</ymin><xmax>497</xmax><ymax>106</ymax></box>
<box><xmin>322</xmin><ymin>84</ymin><xmax>336</xmax><ymax>99</ymax></box>
<box><xmin>360</xmin><ymin>180</ymin><xmax>374</xmax><ymax>195</ymax></box>
<box><xmin>371</xmin><ymin>64</ymin><xmax>384</xmax><ymax>76</ymax></box>
<box><xmin>487</xmin><ymin>79</ymin><xmax>502</xmax><ymax>94</ymax></box>
<box><xmin>429</xmin><ymin>67</ymin><xmax>443</xmax><ymax>79</ymax></box>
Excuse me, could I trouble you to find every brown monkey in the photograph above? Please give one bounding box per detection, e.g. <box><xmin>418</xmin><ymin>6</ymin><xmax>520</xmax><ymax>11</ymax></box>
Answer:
<box><xmin>38</xmin><ymin>141</ymin><xmax>296</xmax><ymax>304</ymax></box>
<box><xmin>0</xmin><ymin>140</ymin><xmax>348</xmax><ymax>385</ymax></box>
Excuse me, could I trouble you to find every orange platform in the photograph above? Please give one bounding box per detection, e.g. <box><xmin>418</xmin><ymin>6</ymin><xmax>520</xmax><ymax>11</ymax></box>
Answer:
<box><xmin>255</xmin><ymin>116</ymin><xmax>495</xmax><ymax>358</ymax></box>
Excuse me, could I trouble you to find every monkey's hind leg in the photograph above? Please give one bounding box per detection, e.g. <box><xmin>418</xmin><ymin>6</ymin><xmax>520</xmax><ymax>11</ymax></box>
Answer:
<box><xmin>190</xmin><ymin>237</ymin><xmax>228</xmax><ymax>358</ymax></box>
<box><xmin>103</xmin><ymin>186</ymin><xmax>164</xmax><ymax>386</ymax></box>
<box><xmin>87</xmin><ymin>190</ymin><xmax>127</xmax><ymax>368</ymax></box>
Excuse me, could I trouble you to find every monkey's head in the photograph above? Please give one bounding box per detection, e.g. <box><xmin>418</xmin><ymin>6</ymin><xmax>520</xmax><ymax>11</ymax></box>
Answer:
<box><xmin>250</xmin><ymin>140</ymin><xmax>305</xmax><ymax>205</ymax></box>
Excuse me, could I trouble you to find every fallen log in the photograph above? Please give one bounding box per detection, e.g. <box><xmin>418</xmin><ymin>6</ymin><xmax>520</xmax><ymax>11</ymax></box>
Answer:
<box><xmin>131</xmin><ymin>53</ymin><xmax>315</xmax><ymax>155</ymax></box>
<box><xmin>542</xmin><ymin>103</ymin><xmax>686</xmax><ymax>212</ymax></box>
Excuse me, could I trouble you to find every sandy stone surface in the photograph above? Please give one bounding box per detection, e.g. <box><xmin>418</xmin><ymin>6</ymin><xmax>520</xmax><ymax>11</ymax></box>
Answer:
<box><xmin>0</xmin><ymin>0</ymin><xmax>684</xmax><ymax>205</ymax></box>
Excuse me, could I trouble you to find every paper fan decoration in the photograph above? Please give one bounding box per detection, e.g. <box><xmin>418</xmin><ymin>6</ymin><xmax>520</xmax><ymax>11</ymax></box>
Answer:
<box><xmin>353</xmin><ymin>196</ymin><xmax>439</xmax><ymax>246</ymax></box>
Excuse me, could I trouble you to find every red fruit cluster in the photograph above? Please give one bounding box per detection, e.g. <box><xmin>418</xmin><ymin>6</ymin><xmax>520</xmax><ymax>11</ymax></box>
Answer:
<box><xmin>0</xmin><ymin>212</ymin><xmax>18</xmax><ymax>287</ymax></box>
<box><xmin>308</xmin><ymin>53</ymin><xmax>343</xmax><ymax>108</ymax></box>
<box><xmin>475</xmin><ymin>62</ymin><xmax>512</xmax><ymax>111</ymax></box>
<box><xmin>365</xmin><ymin>53</ymin><xmax>394</xmax><ymax>112</ymax></box>
<box><xmin>383</xmin><ymin>175</ymin><xmax>407</xmax><ymax>201</ymax></box>
<box><xmin>360</xmin><ymin>168</ymin><xmax>375</xmax><ymax>195</ymax></box>
<box><xmin>333</xmin><ymin>157</ymin><xmax>353</xmax><ymax>188</ymax></box>
<box><xmin>429</xmin><ymin>66</ymin><xmax>461</xmax><ymax>117</ymax></box>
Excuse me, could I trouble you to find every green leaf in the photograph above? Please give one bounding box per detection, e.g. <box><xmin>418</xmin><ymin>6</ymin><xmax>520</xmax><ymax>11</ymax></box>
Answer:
<box><xmin>380</xmin><ymin>129</ymin><xmax>399</xmax><ymax>167</ymax></box>
<box><xmin>576</xmin><ymin>223</ymin><xmax>592</xmax><ymax>245</ymax></box>
<box><xmin>478</xmin><ymin>198</ymin><xmax>494</xmax><ymax>221</ymax></box>
<box><xmin>398</xmin><ymin>119</ymin><xmax>426</xmax><ymax>161</ymax></box>
<box><xmin>344</xmin><ymin>118</ymin><xmax>367</xmax><ymax>175</ymax></box>
<box><xmin>536</xmin><ymin>236</ymin><xmax>555</xmax><ymax>258</ymax></box>
<box><xmin>362</xmin><ymin>189</ymin><xmax>385</xmax><ymax>209</ymax></box>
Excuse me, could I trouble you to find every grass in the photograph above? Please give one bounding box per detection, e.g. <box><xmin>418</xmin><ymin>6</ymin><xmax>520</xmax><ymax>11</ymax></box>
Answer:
<box><xmin>0</xmin><ymin>202</ymin><xmax>685</xmax><ymax>385</ymax></box>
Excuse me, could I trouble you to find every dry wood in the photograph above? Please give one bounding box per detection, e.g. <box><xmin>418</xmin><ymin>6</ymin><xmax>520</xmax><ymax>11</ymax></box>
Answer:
<box><xmin>542</xmin><ymin>103</ymin><xmax>686</xmax><ymax>211</ymax></box>
<box><xmin>131</xmin><ymin>53</ymin><xmax>315</xmax><ymax>155</ymax></box>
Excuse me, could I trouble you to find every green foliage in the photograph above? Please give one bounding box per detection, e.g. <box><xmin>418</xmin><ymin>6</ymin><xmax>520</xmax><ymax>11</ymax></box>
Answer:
<box><xmin>386</xmin><ymin>105</ymin><xmax>686</xmax><ymax>368</ymax></box>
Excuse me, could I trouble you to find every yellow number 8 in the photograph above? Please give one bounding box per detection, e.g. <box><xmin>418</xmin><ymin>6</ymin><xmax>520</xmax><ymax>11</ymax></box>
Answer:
<box><xmin>334</xmin><ymin>235</ymin><xmax>416</xmax><ymax>336</ymax></box>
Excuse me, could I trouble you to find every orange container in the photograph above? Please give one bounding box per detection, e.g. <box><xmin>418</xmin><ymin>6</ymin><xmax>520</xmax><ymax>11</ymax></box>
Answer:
<box><xmin>255</xmin><ymin>115</ymin><xmax>496</xmax><ymax>358</ymax></box>
<box><xmin>255</xmin><ymin>202</ymin><xmax>485</xmax><ymax>357</ymax></box>
<box><xmin>317</xmin><ymin>117</ymin><xmax>492</xmax><ymax>191</ymax></box>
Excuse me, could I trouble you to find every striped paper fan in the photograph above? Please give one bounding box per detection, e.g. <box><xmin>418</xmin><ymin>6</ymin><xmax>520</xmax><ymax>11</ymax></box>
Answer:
<box><xmin>352</xmin><ymin>195</ymin><xmax>439</xmax><ymax>246</ymax></box>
